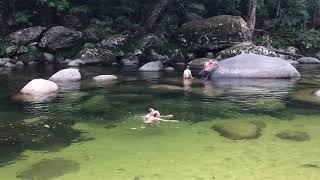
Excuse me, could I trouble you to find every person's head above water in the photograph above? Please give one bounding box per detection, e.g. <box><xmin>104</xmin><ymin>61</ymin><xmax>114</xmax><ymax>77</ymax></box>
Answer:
<box><xmin>186</xmin><ymin>65</ymin><xmax>190</xmax><ymax>70</ymax></box>
<box><xmin>148</xmin><ymin>107</ymin><xmax>155</xmax><ymax>112</ymax></box>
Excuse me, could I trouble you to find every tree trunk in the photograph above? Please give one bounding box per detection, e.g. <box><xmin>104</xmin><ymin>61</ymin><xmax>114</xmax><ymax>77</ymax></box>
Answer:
<box><xmin>273</xmin><ymin>0</ymin><xmax>281</xmax><ymax>31</ymax></box>
<box><xmin>247</xmin><ymin>0</ymin><xmax>257</xmax><ymax>40</ymax></box>
<box><xmin>143</xmin><ymin>0</ymin><xmax>169</xmax><ymax>33</ymax></box>
<box><xmin>0</xmin><ymin>0</ymin><xmax>16</xmax><ymax>26</ymax></box>
<box><xmin>310</xmin><ymin>0</ymin><xmax>318</xmax><ymax>28</ymax></box>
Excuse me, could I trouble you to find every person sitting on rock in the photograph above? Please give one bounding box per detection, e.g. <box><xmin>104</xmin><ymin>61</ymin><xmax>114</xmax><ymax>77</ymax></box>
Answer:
<box><xmin>201</xmin><ymin>59</ymin><xmax>220</xmax><ymax>80</ymax></box>
<box><xmin>183</xmin><ymin>66</ymin><xmax>193</xmax><ymax>79</ymax></box>
<box><xmin>143</xmin><ymin>107</ymin><xmax>179</xmax><ymax>125</ymax></box>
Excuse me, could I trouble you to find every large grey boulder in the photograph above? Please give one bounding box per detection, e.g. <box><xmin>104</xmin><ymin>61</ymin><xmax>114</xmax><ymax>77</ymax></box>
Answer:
<box><xmin>139</xmin><ymin>61</ymin><xmax>163</xmax><ymax>71</ymax></box>
<box><xmin>212</xmin><ymin>54</ymin><xmax>301</xmax><ymax>78</ymax></box>
<box><xmin>179</xmin><ymin>15</ymin><xmax>250</xmax><ymax>51</ymax></box>
<box><xmin>20</xmin><ymin>79</ymin><xmax>59</xmax><ymax>96</ymax></box>
<box><xmin>297</xmin><ymin>57</ymin><xmax>320</xmax><ymax>64</ymax></box>
<box><xmin>39</xmin><ymin>26</ymin><xmax>83</xmax><ymax>52</ymax></box>
<box><xmin>8</xmin><ymin>26</ymin><xmax>46</xmax><ymax>45</ymax></box>
<box><xmin>43</xmin><ymin>52</ymin><xmax>56</xmax><ymax>63</ymax></box>
<box><xmin>216</xmin><ymin>42</ymin><xmax>278</xmax><ymax>60</ymax></box>
<box><xmin>49</xmin><ymin>68</ymin><xmax>81</xmax><ymax>82</ymax></box>
<box><xmin>93</xmin><ymin>75</ymin><xmax>118</xmax><ymax>81</ymax></box>
<box><xmin>68</xmin><ymin>59</ymin><xmax>84</xmax><ymax>67</ymax></box>
<box><xmin>77</xmin><ymin>48</ymin><xmax>116</xmax><ymax>65</ymax></box>
<box><xmin>4</xmin><ymin>62</ymin><xmax>16</xmax><ymax>68</ymax></box>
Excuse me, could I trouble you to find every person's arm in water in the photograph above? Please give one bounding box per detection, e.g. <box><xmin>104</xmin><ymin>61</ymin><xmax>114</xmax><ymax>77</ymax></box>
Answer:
<box><xmin>154</xmin><ymin>117</ymin><xmax>179</xmax><ymax>122</ymax></box>
<box><xmin>159</xmin><ymin>115</ymin><xmax>173</xmax><ymax>118</ymax></box>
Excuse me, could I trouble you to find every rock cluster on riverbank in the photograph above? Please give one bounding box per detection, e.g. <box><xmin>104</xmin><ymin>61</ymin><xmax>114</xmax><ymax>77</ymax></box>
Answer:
<box><xmin>1</xmin><ymin>14</ymin><xmax>319</xmax><ymax>71</ymax></box>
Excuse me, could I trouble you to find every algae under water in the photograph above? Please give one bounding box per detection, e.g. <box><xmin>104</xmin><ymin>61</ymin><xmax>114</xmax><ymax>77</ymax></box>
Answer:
<box><xmin>0</xmin><ymin>65</ymin><xmax>320</xmax><ymax>180</ymax></box>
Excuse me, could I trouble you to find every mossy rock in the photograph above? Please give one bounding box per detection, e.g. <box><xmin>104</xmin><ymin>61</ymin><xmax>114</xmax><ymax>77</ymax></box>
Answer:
<box><xmin>250</xmin><ymin>121</ymin><xmax>266</xmax><ymax>129</ymax></box>
<box><xmin>109</xmin><ymin>93</ymin><xmax>153</xmax><ymax>101</ymax></box>
<box><xmin>149</xmin><ymin>84</ymin><xmax>184</xmax><ymax>91</ymax></box>
<box><xmin>211</xmin><ymin>122</ymin><xmax>260</xmax><ymax>140</ymax></box>
<box><xmin>62</xmin><ymin>92</ymin><xmax>89</xmax><ymax>102</ymax></box>
<box><xmin>81</xmin><ymin>95</ymin><xmax>107</xmax><ymax>113</ymax></box>
<box><xmin>276</xmin><ymin>130</ymin><xmax>310</xmax><ymax>141</ymax></box>
<box><xmin>289</xmin><ymin>89</ymin><xmax>320</xmax><ymax>106</ymax></box>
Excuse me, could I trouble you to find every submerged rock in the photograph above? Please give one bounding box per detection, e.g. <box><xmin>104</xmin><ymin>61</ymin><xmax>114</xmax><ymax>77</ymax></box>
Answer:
<box><xmin>276</xmin><ymin>130</ymin><xmax>310</xmax><ymax>141</ymax></box>
<box><xmin>93</xmin><ymin>75</ymin><xmax>118</xmax><ymax>81</ymax></box>
<box><xmin>81</xmin><ymin>95</ymin><xmax>107</xmax><ymax>113</ymax></box>
<box><xmin>242</xmin><ymin>98</ymin><xmax>286</xmax><ymax>112</ymax></box>
<box><xmin>290</xmin><ymin>89</ymin><xmax>320</xmax><ymax>106</ymax></box>
<box><xmin>212</xmin><ymin>122</ymin><xmax>261</xmax><ymax>140</ymax></box>
<box><xmin>179</xmin><ymin>15</ymin><xmax>250</xmax><ymax>51</ymax></box>
<box><xmin>250</xmin><ymin>121</ymin><xmax>266</xmax><ymax>129</ymax></box>
<box><xmin>20</xmin><ymin>79</ymin><xmax>59</xmax><ymax>96</ymax></box>
<box><xmin>17</xmin><ymin>159</ymin><xmax>80</xmax><ymax>180</ymax></box>
<box><xmin>139</xmin><ymin>61</ymin><xmax>163</xmax><ymax>71</ymax></box>
<box><xmin>212</xmin><ymin>54</ymin><xmax>301</xmax><ymax>78</ymax></box>
<box><xmin>49</xmin><ymin>68</ymin><xmax>81</xmax><ymax>82</ymax></box>
<box><xmin>149</xmin><ymin>84</ymin><xmax>184</xmax><ymax>91</ymax></box>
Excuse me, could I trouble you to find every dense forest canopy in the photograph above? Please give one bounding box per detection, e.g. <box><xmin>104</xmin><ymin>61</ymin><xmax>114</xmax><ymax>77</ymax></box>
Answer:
<box><xmin>1</xmin><ymin>0</ymin><xmax>320</xmax><ymax>55</ymax></box>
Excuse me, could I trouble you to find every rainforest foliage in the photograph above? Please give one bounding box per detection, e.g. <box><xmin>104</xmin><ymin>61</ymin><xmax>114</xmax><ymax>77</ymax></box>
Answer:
<box><xmin>0</xmin><ymin>0</ymin><xmax>320</xmax><ymax>52</ymax></box>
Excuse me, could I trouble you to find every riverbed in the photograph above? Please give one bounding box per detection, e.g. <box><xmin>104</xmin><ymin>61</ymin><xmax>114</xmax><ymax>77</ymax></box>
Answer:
<box><xmin>0</xmin><ymin>65</ymin><xmax>319</xmax><ymax>180</ymax></box>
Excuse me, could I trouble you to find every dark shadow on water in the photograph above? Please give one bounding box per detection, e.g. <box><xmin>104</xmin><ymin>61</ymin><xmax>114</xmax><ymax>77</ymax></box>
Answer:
<box><xmin>16</xmin><ymin>158</ymin><xmax>80</xmax><ymax>180</ymax></box>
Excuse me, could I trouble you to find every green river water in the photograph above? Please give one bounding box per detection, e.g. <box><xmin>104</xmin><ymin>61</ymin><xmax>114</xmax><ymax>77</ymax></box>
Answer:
<box><xmin>0</xmin><ymin>64</ymin><xmax>319</xmax><ymax>180</ymax></box>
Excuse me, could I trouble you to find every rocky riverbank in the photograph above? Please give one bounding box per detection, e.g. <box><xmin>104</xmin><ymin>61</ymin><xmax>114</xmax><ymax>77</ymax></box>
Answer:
<box><xmin>1</xmin><ymin>15</ymin><xmax>320</xmax><ymax>71</ymax></box>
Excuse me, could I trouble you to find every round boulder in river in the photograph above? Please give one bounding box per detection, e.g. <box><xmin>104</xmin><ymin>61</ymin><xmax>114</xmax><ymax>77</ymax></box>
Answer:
<box><xmin>20</xmin><ymin>79</ymin><xmax>59</xmax><ymax>96</ymax></box>
<box><xmin>139</xmin><ymin>61</ymin><xmax>163</xmax><ymax>71</ymax></box>
<box><xmin>297</xmin><ymin>57</ymin><xmax>320</xmax><ymax>64</ymax></box>
<box><xmin>314</xmin><ymin>90</ymin><xmax>320</xmax><ymax>96</ymax></box>
<box><xmin>212</xmin><ymin>54</ymin><xmax>301</xmax><ymax>78</ymax></box>
<box><xmin>93</xmin><ymin>75</ymin><xmax>118</xmax><ymax>81</ymax></box>
<box><xmin>49</xmin><ymin>68</ymin><xmax>81</xmax><ymax>82</ymax></box>
<box><xmin>276</xmin><ymin>130</ymin><xmax>310</xmax><ymax>141</ymax></box>
<box><xmin>212</xmin><ymin>122</ymin><xmax>261</xmax><ymax>140</ymax></box>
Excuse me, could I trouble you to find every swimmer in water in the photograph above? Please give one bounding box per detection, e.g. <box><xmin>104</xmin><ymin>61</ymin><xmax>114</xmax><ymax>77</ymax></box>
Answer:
<box><xmin>143</xmin><ymin>107</ymin><xmax>179</xmax><ymax>125</ymax></box>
